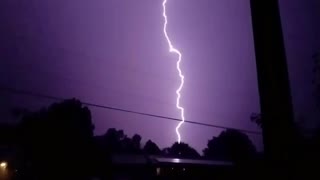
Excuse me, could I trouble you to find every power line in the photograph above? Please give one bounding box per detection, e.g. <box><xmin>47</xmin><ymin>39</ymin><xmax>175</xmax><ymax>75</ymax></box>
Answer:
<box><xmin>4</xmin><ymin>49</ymin><xmax>260</xmax><ymax>124</ymax></box>
<box><xmin>4</xmin><ymin>60</ymin><xmax>205</xmax><ymax>114</ymax></box>
<box><xmin>0</xmin><ymin>86</ymin><xmax>262</xmax><ymax>135</ymax></box>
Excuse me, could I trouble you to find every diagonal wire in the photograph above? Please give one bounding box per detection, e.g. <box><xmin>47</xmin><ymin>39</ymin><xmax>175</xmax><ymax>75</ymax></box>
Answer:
<box><xmin>0</xmin><ymin>86</ymin><xmax>262</xmax><ymax>135</ymax></box>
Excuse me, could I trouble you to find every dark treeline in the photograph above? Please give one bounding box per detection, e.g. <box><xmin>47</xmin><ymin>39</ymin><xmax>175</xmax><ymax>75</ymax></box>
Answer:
<box><xmin>0</xmin><ymin>99</ymin><xmax>259</xmax><ymax>179</ymax></box>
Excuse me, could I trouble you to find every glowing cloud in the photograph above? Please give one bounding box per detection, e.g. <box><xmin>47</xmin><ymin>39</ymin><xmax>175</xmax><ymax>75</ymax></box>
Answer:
<box><xmin>162</xmin><ymin>0</ymin><xmax>185</xmax><ymax>143</ymax></box>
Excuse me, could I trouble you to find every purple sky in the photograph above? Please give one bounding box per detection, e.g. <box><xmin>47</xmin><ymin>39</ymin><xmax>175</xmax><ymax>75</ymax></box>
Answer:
<box><xmin>0</xmin><ymin>0</ymin><xmax>319</xmax><ymax>153</ymax></box>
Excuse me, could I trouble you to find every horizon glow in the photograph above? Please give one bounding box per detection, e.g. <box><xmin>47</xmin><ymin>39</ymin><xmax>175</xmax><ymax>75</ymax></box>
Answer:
<box><xmin>162</xmin><ymin>0</ymin><xmax>185</xmax><ymax>143</ymax></box>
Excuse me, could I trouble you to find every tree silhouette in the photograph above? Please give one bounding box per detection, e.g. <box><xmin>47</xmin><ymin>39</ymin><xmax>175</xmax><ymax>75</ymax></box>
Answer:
<box><xmin>203</xmin><ymin>129</ymin><xmax>257</xmax><ymax>162</ymax></box>
<box><xmin>164</xmin><ymin>142</ymin><xmax>200</xmax><ymax>159</ymax></box>
<box><xmin>11</xmin><ymin>107</ymin><xmax>31</xmax><ymax>118</ymax></box>
<box><xmin>0</xmin><ymin>123</ymin><xmax>17</xmax><ymax>172</ymax></box>
<box><xmin>250</xmin><ymin>113</ymin><xmax>262</xmax><ymax>128</ymax></box>
<box><xmin>99</xmin><ymin>128</ymin><xmax>124</xmax><ymax>153</ymax></box>
<box><xmin>18</xmin><ymin>99</ymin><xmax>94</xmax><ymax>179</ymax></box>
<box><xmin>96</xmin><ymin>128</ymin><xmax>143</xmax><ymax>154</ymax></box>
<box><xmin>0</xmin><ymin>123</ymin><xmax>17</xmax><ymax>147</ymax></box>
<box><xmin>143</xmin><ymin>140</ymin><xmax>161</xmax><ymax>155</ymax></box>
<box><xmin>132</xmin><ymin>134</ymin><xmax>142</xmax><ymax>152</ymax></box>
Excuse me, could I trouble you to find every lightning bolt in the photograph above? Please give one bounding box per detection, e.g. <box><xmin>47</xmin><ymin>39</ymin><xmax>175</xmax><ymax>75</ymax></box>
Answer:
<box><xmin>162</xmin><ymin>0</ymin><xmax>185</xmax><ymax>143</ymax></box>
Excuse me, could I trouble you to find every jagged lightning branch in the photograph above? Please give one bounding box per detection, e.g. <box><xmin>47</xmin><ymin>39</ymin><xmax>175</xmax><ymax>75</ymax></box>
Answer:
<box><xmin>162</xmin><ymin>0</ymin><xmax>185</xmax><ymax>143</ymax></box>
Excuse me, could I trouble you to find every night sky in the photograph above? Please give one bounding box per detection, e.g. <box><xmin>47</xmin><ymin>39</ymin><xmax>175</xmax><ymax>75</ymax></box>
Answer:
<box><xmin>0</xmin><ymin>0</ymin><xmax>319</xmax><ymax>153</ymax></box>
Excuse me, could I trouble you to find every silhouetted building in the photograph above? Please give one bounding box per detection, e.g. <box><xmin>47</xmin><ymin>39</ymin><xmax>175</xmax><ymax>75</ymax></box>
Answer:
<box><xmin>110</xmin><ymin>154</ymin><xmax>234</xmax><ymax>179</ymax></box>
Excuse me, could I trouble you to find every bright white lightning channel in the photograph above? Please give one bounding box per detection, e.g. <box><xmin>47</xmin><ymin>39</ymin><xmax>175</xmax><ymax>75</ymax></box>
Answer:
<box><xmin>162</xmin><ymin>0</ymin><xmax>185</xmax><ymax>143</ymax></box>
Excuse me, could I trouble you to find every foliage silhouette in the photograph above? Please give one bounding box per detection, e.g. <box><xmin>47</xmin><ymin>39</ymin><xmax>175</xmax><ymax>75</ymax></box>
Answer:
<box><xmin>143</xmin><ymin>140</ymin><xmax>161</xmax><ymax>155</ymax></box>
<box><xmin>164</xmin><ymin>142</ymin><xmax>200</xmax><ymax>158</ymax></box>
<box><xmin>5</xmin><ymin>98</ymin><xmax>269</xmax><ymax>179</ymax></box>
<box><xmin>95</xmin><ymin>128</ymin><xmax>143</xmax><ymax>154</ymax></box>
<box><xmin>203</xmin><ymin>129</ymin><xmax>257</xmax><ymax>162</ymax></box>
<box><xmin>18</xmin><ymin>99</ymin><xmax>94</xmax><ymax>179</ymax></box>
<box><xmin>250</xmin><ymin>113</ymin><xmax>262</xmax><ymax>128</ymax></box>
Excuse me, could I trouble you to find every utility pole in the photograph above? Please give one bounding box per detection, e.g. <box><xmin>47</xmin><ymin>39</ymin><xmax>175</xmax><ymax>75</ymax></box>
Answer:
<box><xmin>250</xmin><ymin>0</ymin><xmax>295</xmax><ymax>178</ymax></box>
